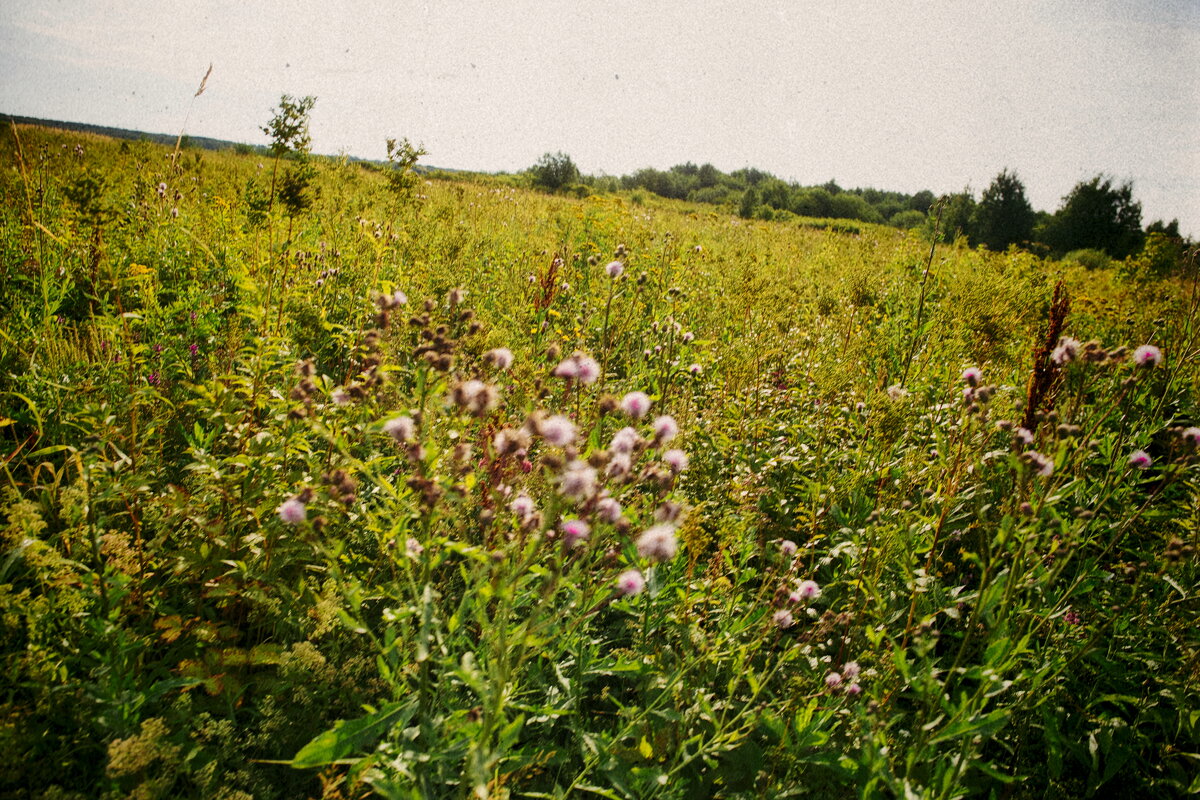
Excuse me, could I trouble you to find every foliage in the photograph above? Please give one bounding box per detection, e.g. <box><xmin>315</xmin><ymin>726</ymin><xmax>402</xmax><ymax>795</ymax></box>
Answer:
<box><xmin>972</xmin><ymin>168</ymin><xmax>1035</xmax><ymax>251</ymax></box>
<box><xmin>1</xmin><ymin>120</ymin><xmax>1198</xmax><ymax>800</ymax></box>
<box><xmin>530</xmin><ymin>151</ymin><xmax>580</xmax><ymax>192</ymax></box>
<box><xmin>1038</xmin><ymin>175</ymin><xmax>1145</xmax><ymax>259</ymax></box>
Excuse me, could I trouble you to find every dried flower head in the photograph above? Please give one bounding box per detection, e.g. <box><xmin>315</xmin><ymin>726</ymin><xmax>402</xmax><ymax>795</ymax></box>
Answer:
<box><xmin>1051</xmin><ymin>336</ymin><xmax>1081</xmax><ymax>365</ymax></box>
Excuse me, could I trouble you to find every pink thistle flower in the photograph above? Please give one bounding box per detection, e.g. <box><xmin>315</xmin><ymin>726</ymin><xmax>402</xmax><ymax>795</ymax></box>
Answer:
<box><xmin>605</xmin><ymin>260</ymin><xmax>624</xmax><ymax>278</ymax></box>
<box><xmin>610</xmin><ymin>426</ymin><xmax>641</xmax><ymax>454</ymax></box>
<box><xmin>1181</xmin><ymin>427</ymin><xmax>1200</xmax><ymax>446</ymax></box>
<box><xmin>575</xmin><ymin>355</ymin><xmax>600</xmax><ymax>384</ymax></box>
<box><xmin>485</xmin><ymin>347</ymin><xmax>514</xmax><ymax>370</ymax></box>
<box><xmin>825</xmin><ymin>671</ymin><xmax>843</xmax><ymax>689</ymax></box>
<box><xmin>662</xmin><ymin>448</ymin><xmax>689</xmax><ymax>474</ymax></box>
<box><xmin>1014</xmin><ymin>427</ymin><xmax>1034</xmax><ymax>446</ymax></box>
<box><xmin>636</xmin><ymin>523</ymin><xmax>678</xmax><ymax>562</ymax></box>
<box><xmin>554</xmin><ymin>352</ymin><xmax>600</xmax><ymax>384</ymax></box>
<box><xmin>653</xmin><ymin>415</ymin><xmax>679</xmax><ymax>443</ymax></box>
<box><xmin>681</xmin><ymin>331</ymin><xmax>695</xmax><ymax>343</ymax></box>
<box><xmin>620</xmin><ymin>391</ymin><xmax>652</xmax><ymax>419</ymax></box>
<box><xmin>405</xmin><ymin>537</ymin><xmax>424</xmax><ymax>558</ymax></box>
<box><xmin>606</xmin><ymin>452</ymin><xmax>633</xmax><ymax>479</ymax></box>
<box><xmin>560</xmin><ymin>518</ymin><xmax>591</xmax><ymax>548</ymax></box>
<box><xmin>331</xmin><ymin>388</ymin><xmax>350</xmax><ymax>406</ymax></box>
<box><xmin>392</xmin><ymin>289</ymin><xmax>408</xmax><ymax>306</ymax></box>
<box><xmin>1128</xmin><ymin>449</ymin><xmax>1152</xmax><ymax>469</ymax></box>
<box><xmin>795</xmin><ymin>580</ymin><xmax>822</xmax><ymax>600</ymax></box>
<box><xmin>509</xmin><ymin>493</ymin><xmax>536</xmax><ymax>521</ymax></box>
<box><xmin>383</xmin><ymin>415</ymin><xmax>416</xmax><ymax>443</ymax></box>
<box><xmin>1051</xmin><ymin>336</ymin><xmax>1081</xmax><ymax>365</ymax></box>
<box><xmin>842</xmin><ymin>661</ymin><xmax>861</xmax><ymax>679</ymax></box>
<box><xmin>780</xmin><ymin>539</ymin><xmax>798</xmax><ymax>557</ymax></box>
<box><xmin>1133</xmin><ymin>344</ymin><xmax>1162</xmax><ymax>367</ymax></box>
<box><xmin>540</xmin><ymin>415</ymin><xmax>577</xmax><ymax>447</ymax></box>
<box><xmin>845</xmin><ymin>682</ymin><xmax>862</xmax><ymax>696</ymax></box>
<box><xmin>279</xmin><ymin>497</ymin><xmax>306</xmax><ymax>524</ymax></box>
<box><xmin>962</xmin><ymin>367</ymin><xmax>981</xmax><ymax>387</ymax></box>
<box><xmin>616</xmin><ymin>569</ymin><xmax>645</xmax><ymax>596</ymax></box>
<box><xmin>773</xmin><ymin>609</ymin><xmax>794</xmax><ymax>629</ymax></box>
<box><xmin>687</xmin><ymin>363</ymin><xmax>702</xmax><ymax>376</ymax></box>
<box><xmin>558</xmin><ymin>460</ymin><xmax>598</xmax><ymax>502</ymax></box>
<box><xmin>596</xmin><ymin>496</ymin><xmax>623</xmax><ymax>524</ymax></box>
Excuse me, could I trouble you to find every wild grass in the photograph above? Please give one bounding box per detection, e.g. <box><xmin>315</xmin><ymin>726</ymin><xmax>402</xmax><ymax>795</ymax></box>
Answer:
<box><xmin>1</xmin><ymin>120</ymin><xmax>1198</xmax><ymax>799</ymax></box>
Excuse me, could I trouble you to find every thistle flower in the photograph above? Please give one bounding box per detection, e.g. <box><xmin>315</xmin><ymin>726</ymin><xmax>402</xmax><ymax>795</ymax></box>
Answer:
<box><xmin>279</xmin><ymin>497</ymin><xmax>307</xmax><ymax>524</ymax></box>
<box><xmin>540</xmin><ymin>415</ymin><xmax>577</xmax><ymax>447</ymax></box>
<box><xmin>610</xmin><ymin>426</ymin><xmax>641</xmax><ymax>454</ymax></box>
<box><xmin>795</xmin><ymin>580</ymin><xmax>822</xmax><ymax>601</ymax></box>
<box><xmin>1014</xmin><ymin>427</ymin><xmax>1034</xmax><ymax>446</ymax></box>
<box><xmin>1051</xmin><ymin>336</ymin><xmax>1081</xmax><ymax>365</ymax></box>
<box><xmin>509</xmin><ymin>493</ymin><xmax>536</xmax><ymax>522</ymax></box>
<box><xmin>845</xmin><ymin>683</ymin><xmax>862</xmax><ymax>696</ymax></box>
<box><xmin>780</xmin><ymin>539</ymin><xmax>798</xmax><ymax>557</ymax></box>
<box><xmin>687</xmin><ymin>363</ymin><xmax>702</xmax><ymax>376</ymax></box>
<box><xmin>842</xmin><ymin>661</ymin><xmax>861</xmax><ymax>679</ymax></box>
<box><xmin>605</xmin><ymin>260</ymin><xmax>624</xmax><ymax>278</ymax></box>
<box><xmin>405</xmin><ymin>537</ymin><xmax>424</xmax><ymax>558</ymax></box>
<box><xmin>662</xmin><ymin>448</ymin><xmax>689</xmax><ymax>474</ymax></box>
<box><xmin>560</xmin><ymin>518</ymin><xmax>591</xmax><ymax>548</ymax></box>
<box><xmin>554</xmin><ymin>352</ymin><xmax>600</xmax><ymax>384</ymax></box>
<box><xmin>886</xmin><ymin>385</ymin><xmax>908</xmax><ymax>400</ymax></box>
<box><xmin>596</xmin><ymin>496</ymin><xmax>623</xmax><ymax>524</ymax></box>
<box><xmin>607</xmin><ymin>452</ymin><xmax>633</xmax><ymax>479</ymax></box>
<box><xmin>384</xmin><ymin>415</ymin><xmax>416</xmax><ymax>443</ymax></box>
<box><xmin>961</xmin><ymin>367</ymin><xmax>981</xmax><ymax>387</ymax></box>
<box><xmin>653</xmin><ymin>415</ymin><xmax>679</xmax><ymax>444</ymax></box>
<box><xmin>773</xmin><ymin>609</ymin><xmax>795</xmax><ymax>629</ymax></box>
<box><xmin>825</xmin><ymin>671</ymin><xmax>843</xmax><ymax>689</ymax></box>
<box><xmin>620</xmin><ymin>391</ymin><xmax>652</xmax><ymax>419</ymax></box>
<box><xmin>681</xmin><ymin>331</ymin><xmax>695</xmax><ymax>343</ymax></box>
<box><xmin>1024</xmin><ymin>450</ymin><xmax>1054</xmax><ymax>477</ymax></box>
<box><xmin>636</xmin><ymin>523</ymin><xmax>678</xmax><ymax>562</ymax></box>
<box><xmin>616</xmin><ymin>569</ymin><xmax>645</xmax><ymax>596</ymax></box>
<box><xmin>1128</xmin><ymin>449</ymin><xmax>1152</xmax><ymax>469</ymax></box>
<box><xmin>1133</xmin><ymin>344</ymin><xmax>1162</xmax><ymax>367</ymax></box>
<box><xmin>558</xmin><ymin>460</ymin><xmax>598</xmax><ymax>502</ymax></box>
<box><xmin>1182</xmin><ymin>427</ymin><xmax>1200</xmax><ymax>446</ymax></box>
<box><xmin>392</xmin><ymin>289</ymin><xmax>408</xmax><ymax>306</ymax></box>
<box><xmin>485</xmin><ymin>347</ymin><xmax>514</xmax><ymax>370</ymax></box>
<box><xmin>331</xmin><ymin>388</ymin><xmax>350</xmax><ymax>406</ymax></box>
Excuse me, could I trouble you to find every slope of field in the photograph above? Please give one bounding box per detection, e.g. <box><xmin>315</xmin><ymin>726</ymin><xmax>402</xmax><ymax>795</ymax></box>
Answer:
<box><xmin>1</xmin><ymin>122</ymin><xmax>1197</xmax><ymax>799</ymax></box>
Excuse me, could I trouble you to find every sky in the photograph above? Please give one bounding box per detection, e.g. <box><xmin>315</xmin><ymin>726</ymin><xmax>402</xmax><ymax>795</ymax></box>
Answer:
<box><xmin>2</xmin><ymin>0</ymin><xmax>1198</xmax><ymax>235</ymax></box>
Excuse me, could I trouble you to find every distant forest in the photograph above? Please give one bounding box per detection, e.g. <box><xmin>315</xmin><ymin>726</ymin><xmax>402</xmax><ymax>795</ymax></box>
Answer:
<box><xmin>3</xmin><ymin>113</ymin><xmax>1191</xmax><ymax>274</ymax></box>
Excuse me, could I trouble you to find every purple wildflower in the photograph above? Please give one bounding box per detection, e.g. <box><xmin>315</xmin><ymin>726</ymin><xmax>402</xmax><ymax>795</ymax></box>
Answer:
<box><xmin>773</xmin><ymin>609</ymin><xmax>795</xmax><ymax>629</ymax></box>
<box><xmin>1128</xmin><ymin>450</ymin><xmax>1152</xmax><ymax>469</ymax></box>
<box><xmin>620</xmin><ymin>391</ymin><xmax>652</xmax><ymax>419</ymax></box>
<box><xmin>485</xmin><ymin>347</ymin><xmax>514</xmax><ymax>370</ymax></box>
<box><xmin>653</xmin><ymin>415</ymin><xmax>679</xmax><ymax>444</ymax></box>
<box><xmin>540</xmin><ymin>415</ymin><xmax>577</xmax><ymax>447</ymax></box>
<box><xmin>558</xmin><ymin>460</ymin><xmax>598</xmax><ymax>502</ymax></box>
<box><xmin>842</xmin><ymin>661</ymin><xmax>861</xmax><ymax>679</ymax></box>
<box><xmin>780</xmin><ymin>539</ymin><xmax>798</xmax><ymax>557</ymax></box>
<box><xmin>1051</xmin><ymin>336</ymin><xmax>1081</xmax><ymax>365</ymax></box>
<box><xmin>616</xmin><ymin>569</ymin><xmax>645</xmax><ymax>596</ymax></box>
<box><xmin>662</xmin><ymin>448</ymin><xmax>689</xmax><ymax>474</ymax></box>
<box><xmin>795</xmin><ymin>580</ymin><xmax>822</xmax><ymax>601</ymax></box>
<box><xmin>188</xmin><ymin>343</ymin><xmax>199</xmax><ymax>356</ymax></box>
<box><xmin>825</xmin><ymin>671</ymin><xmax>843</xmax><ymax>689</ymax></box>
<box><xmin>1024</xmin><ymin>450</ymin><xmax>1054</xmax><ymax>477</ymax></box>
<box><xmin>560</xmin><ymin>518</ymin><xmax>591</xmax><ymax>548</ymax></box>
<box><xmin>605</xmin><ymin>260</ymin><xmax>624</xmax><ymax>278</ymax></box>
<box><xmin>962</xmin><ymin>367</ymin><xmax>982</xmax><ymax>387</ymax></box>
<box><xmin>636</xmin><ymin>523</ymin><xmax>678</xmax><ymax>562</ymax></box>
<box><xmin>596</xmin><ymin>496</ymin><xmax>623</xmax><ymax>524</ymax></box>
<box><xmin>383</xmin><ymin>415</ymin><xmax>416</xmax><ymax>443</ymax></box>
<box><xmin>1133</xmin><ymin>344</ymin><xmax>1162</xmax><ymax>367</ymax></box>
<box><xmin>279</xmin><ymin>497</ymin><xmax>306</xmax><ymax>524</ymax></box>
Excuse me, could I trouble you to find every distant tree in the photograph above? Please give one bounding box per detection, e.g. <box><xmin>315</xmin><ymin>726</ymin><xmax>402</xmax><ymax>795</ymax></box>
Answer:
<box><xmin>890</xmin><ymin>209</ymin><xmax>927</xmax><ymax>229</ymax></box>
<box><xmin>932</xmin><ymin>191</ymin><xmax>977</xmax><ymax>244</ymax></box>
<box><xmin>738</xmin><ymin>187</ymin><xmax>759</xmax><ymax>219</ymax></box>
<box><xmin>1037</xmin><ymin>176</ymin><xmax>1144</xmax><ymax>258</ymax></box>
<box><xmin>758</xmin><ymin>178</ymin><xmax>792</xmax><ymax>210</ymax></box>
<box><xmin>971</xmin><ymin>169</ymin><xmax>1035</xmax><ymax>250</ymax></box>
<box><xmin>1146</xmin><ymin>218</ymin><xmax>1180</xmax><ymax>238</ymax></box>
<box><xmin>697</xmin><ymin>163</ymin><xmax>719</xmax><ymax>188</ymax></box>
<box><xmin>830</xmin><ymin>193</ymin><xmax>883</xmax><ymax>224</ymax></box>
<box><xmin>791</xmin><ymin>188</ymin><xmax>833</xmax><ymax>218</ymax></box>
<box><xmin>260</xmin><ymin>94</ymin><xmax>318</xmax><ymax>220</ymax></box>
<box><xmin>821</xmin><ymin>179</ymin><xmax>842</xmax><ymax>195</ymax></box>
<box><xmin>531</xmin><ymin>152</ymin><xmax>580</xmax><ymax>192</ymax></box>
<box><xmin>385</xmin><ymin>136</ymin><xmax>427</xmax><ymax>201</ymax></box>
<box><xmin>909</xmin><ymin>190</ymin><xmax>935</xmax><ymax>214</ymax></box>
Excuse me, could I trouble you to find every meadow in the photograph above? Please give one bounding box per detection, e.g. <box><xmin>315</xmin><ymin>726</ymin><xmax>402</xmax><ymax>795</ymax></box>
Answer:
<box><xmin>1</xmin><ymin>119</ymin><xmax>1197</xmax><ymax>799</ymax></box>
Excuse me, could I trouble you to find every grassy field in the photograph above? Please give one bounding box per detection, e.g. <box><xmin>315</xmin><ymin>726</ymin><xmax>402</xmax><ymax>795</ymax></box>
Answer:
<box><xmin>1</xmin><ymin>122</ymin><xmax>1198</xmax><ymax>799</ymax></box>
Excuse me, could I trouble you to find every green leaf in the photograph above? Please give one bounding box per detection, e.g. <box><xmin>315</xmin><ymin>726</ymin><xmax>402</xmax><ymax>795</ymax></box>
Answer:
<box><xmin>291</xmin><ymin>700</ymin><xmax>415</xmax><ymax>769</ymax></box>
<box><xmin>928</xmin><ymin>707</ymin><xmax>1009</xmax><ymax>745</ymax></box>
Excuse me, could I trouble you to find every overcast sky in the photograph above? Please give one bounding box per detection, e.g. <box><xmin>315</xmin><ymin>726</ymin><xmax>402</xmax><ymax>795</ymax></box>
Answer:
<box><xmin>3</xmin><ymin>1</ymin><xmax>1198</xmax><ymax>235</ymax></box>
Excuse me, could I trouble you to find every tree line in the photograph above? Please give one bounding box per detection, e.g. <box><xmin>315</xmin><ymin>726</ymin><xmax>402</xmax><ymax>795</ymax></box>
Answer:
<box><xmin>528</xmin><ymin>152</ymin><xmax>1192</xmax><ymax>272</ymax></box>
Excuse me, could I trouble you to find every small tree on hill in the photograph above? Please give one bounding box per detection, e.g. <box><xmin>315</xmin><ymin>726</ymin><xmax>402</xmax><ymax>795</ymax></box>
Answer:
<box><xmin>1038</xmin><ymin>176</ymin><xmax>1144</xmax><ymax>258</ymax></box>
<box><xmin>972</xmin><ymin>169</ymin><xmax>1035</xmax><ymax>250</ymax></box>
<box><xmin>531</xmin><ymin>152</ymin><xmax>579</xmax><ymax>192</ymax></box>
